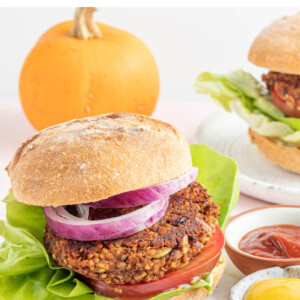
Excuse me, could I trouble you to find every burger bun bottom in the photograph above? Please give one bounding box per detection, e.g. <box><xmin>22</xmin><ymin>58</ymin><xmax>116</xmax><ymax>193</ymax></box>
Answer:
<box><xmin>249</xmin><ymin>128</ymin><xmax>300</xmax><ymax>175</ymax></box>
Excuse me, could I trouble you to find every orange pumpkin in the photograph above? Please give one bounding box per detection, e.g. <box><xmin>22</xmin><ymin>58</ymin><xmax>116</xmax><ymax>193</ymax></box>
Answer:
<box><xmin>19</xmin><ymin>7</ymin><xmax>159</xmax><ymax>130</ymax></box>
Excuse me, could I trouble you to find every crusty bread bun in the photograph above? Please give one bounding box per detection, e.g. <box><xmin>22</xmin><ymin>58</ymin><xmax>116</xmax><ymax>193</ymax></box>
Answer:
<box><xmin>249</xmin><ymin>13</ymin><xmax>300</xmax><ymax>75</ymax></box>
<box><xmin>7</xmin><ymin>113</ymin><xmax>192</xmax><ymax>207</ymax></box>
<box><xmin>171</xmin><ymin>254</ymin><xmax>226</xmax><ymax>300</ymax></box>
<box><xmin>249</xmin><ymin>128</ymin><xmax>300</xmax><ymax>174</ymax></box>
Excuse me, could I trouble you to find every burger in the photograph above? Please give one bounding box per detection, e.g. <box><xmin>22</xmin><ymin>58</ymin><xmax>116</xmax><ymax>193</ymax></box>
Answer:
<box><xmin>0</xmin><ymin>113</ymin><xmax>238</xmax><ymax>300</ymax></box>
<box><xmin>194</xmin><ymin>13</ymin><xmax>300</xmax><ymax>174</ymax></box>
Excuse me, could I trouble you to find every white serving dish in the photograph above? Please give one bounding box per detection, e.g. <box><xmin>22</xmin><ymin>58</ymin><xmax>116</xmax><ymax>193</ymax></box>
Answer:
<box><xmin>194</xmin><ymin>112</ymin><xmax>300</xmax><ymax>204</ymax></box>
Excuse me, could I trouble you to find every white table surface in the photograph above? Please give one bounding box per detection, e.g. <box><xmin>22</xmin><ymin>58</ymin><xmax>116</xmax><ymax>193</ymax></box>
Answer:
<box><xmin>0</xmin><ymin>99</ymin><xmax>268</xmax><ymax>299</ymax></box>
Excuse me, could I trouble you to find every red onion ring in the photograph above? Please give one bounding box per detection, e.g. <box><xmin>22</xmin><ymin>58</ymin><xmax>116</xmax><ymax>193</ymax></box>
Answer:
<box><xmin>76</xmin><ymin>204</ymin><xmax>89</xmax><ymax>219</ymax></box>
<box><xmin>43</xmin><ymin>196</ymin><xmax>168</xmax><ymax>241</ymax></box>
<box><xmin>84</xmin><ymin>167</ymin><xmax>198</xmax><ymax>208</ymax></box>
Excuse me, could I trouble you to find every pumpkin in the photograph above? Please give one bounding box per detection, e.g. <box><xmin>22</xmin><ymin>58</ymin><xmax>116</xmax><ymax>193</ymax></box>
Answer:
<box><xmin>19</xmin><ymin>7</ymin><xmax>159</xmax><ymax>130</ymax></box>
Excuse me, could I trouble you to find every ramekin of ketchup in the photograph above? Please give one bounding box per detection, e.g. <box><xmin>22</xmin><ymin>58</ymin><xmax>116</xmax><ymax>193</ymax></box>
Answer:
<box><xmin>239</xmin><ymin>225</ymin><xmax>300</xmax><ymax>259</ymax></box>
<box><xmin>225</xmin><ymin>205</ymin><xmax>300</xmax><ymax>275</ymax></box>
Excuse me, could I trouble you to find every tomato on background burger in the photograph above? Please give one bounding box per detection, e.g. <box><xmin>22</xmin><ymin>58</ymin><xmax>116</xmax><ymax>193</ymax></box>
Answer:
<box><xmin>264</xmin><ymin>75</ymin><xmax>300</xmax><ymax>119</ymax></box>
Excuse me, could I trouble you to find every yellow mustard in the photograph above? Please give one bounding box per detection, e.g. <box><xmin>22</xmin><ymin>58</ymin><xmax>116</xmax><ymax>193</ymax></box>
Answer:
<box><xmin>244</xmin><ymin>278</ymin><xmax>300</xmax><ymax>300</ymax></box>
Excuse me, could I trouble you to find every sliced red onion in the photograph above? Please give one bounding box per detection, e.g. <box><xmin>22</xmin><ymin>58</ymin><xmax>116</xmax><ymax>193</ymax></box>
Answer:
<box><xmin>76</xmin><ymin>204</ymin><xmax>89</xmax><ymax>219</ymax></box>
<box><xmin>84</xmin><ymin>167</ymin><xmax>198</xmax><ymax>208</ymax></box>
<box><xmin>43</xmin><ymin>196</ymin><xmax>168</xmax><ymax>241</ymax></box>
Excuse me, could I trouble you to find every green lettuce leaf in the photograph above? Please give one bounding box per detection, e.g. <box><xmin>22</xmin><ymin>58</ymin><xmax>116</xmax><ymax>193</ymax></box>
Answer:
<box><xmin>149</xmin><ymin>273</ymin><xmax>213</xmax><ymax>300</ymax></box>
<box><xmin>0</xmin><ymin>221</ymin><xmax>47</xmax><ymax>276</ymax></box>
<box><xmin>190</xmin><ymin>144</ymin><xmax>239</xmax><ymax>230</ymax></box>
<box><xmin>4</xmin><ymin>192</ymin><xmax>46</xmax><ymax>242</ymax></box>
<box><xmin>194</xmin><ymin>70</ymin><xmax>300</xmax><ymax>146</ymax></box>
<box><xmin>0</xmin><ymin>145</ymin><xmax>239</xmax><ymax>299</ymax></box>
<box><xmin>278</xmin><ymin>117</ymin><xmax>300</xmax><ymax>131</ymax></box>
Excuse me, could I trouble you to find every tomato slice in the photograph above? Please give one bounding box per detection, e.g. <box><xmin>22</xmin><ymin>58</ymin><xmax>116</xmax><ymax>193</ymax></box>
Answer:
<box><xmin>80</xmin><ymin>226</ymin><xmax>224</xmax><ymax>300</ymax></box>
<box><xmin>270</xmin><ymin>87</ymin><xmax>300</xmax><ymax>118</ymax></box>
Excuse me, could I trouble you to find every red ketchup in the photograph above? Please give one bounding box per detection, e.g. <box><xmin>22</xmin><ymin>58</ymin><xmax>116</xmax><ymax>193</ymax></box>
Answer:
<box><xmin>238</xmin><ymin>224</ymin><xmax>300</xmax><ymax>259</ymax></box>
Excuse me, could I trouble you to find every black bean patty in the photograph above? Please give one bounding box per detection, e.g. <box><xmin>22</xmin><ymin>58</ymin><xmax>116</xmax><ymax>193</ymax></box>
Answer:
<box><xmin>262</xmin><ymin>71</ymin><xmax>300</xmax><ymax>110</ymax></box>
<box><xmin>44</xmin><ymin>181</ymin><xmax>220</xmax><ymax>284</ymax></box>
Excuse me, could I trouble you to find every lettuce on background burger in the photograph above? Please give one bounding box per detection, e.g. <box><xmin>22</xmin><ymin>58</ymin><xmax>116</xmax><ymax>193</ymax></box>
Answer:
<box><xmin>195</xmin><ymin>14</ymin><xmax>300</xmax><ymax>174</ymax></box>
<box><xmin>0</xmin><ymin>113</ymin><xmax>238</xmax><ymax>300</ymax></box>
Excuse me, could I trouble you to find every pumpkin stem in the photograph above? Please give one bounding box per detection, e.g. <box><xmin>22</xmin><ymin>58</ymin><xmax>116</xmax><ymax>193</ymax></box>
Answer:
<box><xmin>70</xmin><ymin>7</ymin><xmax>102</xmax><ymax>40</ymax></box>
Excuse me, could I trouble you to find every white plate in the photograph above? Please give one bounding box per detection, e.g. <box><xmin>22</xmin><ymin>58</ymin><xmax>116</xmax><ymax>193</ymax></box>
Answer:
<box><xmin>194</xmin><ymin>112</ymin><xmax>300</xmax><ymax>205</ymax></box>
